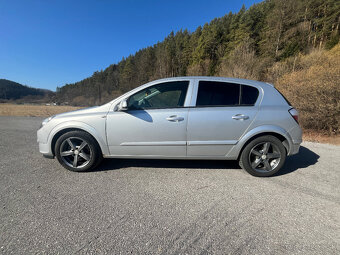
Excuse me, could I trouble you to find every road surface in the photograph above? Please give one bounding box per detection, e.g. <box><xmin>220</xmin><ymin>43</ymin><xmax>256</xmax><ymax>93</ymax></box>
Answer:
<box><xmin>0</xmin><ymin>116</ymin><xmax>339</xmax><ymax>254</ymax></box>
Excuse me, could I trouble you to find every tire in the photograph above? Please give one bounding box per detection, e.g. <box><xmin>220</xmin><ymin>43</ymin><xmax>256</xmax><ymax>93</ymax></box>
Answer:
<box><xmin>55</xmin><ymin>131</ymin><xmax>103</xmax><ymax>172</ymax></box>
<box><xmin>239</xmin><ymin>135</ymin><xmax>286</xmax><ymax>177</ymax></box>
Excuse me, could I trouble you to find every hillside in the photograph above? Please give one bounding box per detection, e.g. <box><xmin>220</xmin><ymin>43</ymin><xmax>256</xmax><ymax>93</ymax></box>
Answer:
<box><xmin>56</xmin><ymin>0</ymin><xmax>340</xmax><ymax>134</ymax></box>
<box><xmin>275</xmin><ymin>43</ymin><xmax>340</xmax><ymax>135</ymax></box>
<box><xmin>0</xmin><ymin>79</ymin><xmax>54</xmax><ymax>103</ymax></box>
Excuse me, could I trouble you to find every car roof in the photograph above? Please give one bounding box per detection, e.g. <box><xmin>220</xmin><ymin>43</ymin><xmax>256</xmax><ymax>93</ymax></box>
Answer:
<box><xmin>149</xmin><ymin>76</ymin><xmax>274</xmax><ymax>89</ymax></box>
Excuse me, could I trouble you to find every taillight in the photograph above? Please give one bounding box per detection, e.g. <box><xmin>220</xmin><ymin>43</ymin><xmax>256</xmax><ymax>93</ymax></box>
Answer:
<box><xmin>289</xmin><ymin>108</ymin><xmax>299</xmax><ymax>124</ymax></box>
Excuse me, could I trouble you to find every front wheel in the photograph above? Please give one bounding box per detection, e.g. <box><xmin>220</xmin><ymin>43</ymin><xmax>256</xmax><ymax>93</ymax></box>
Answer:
<box><xmin>239</xmin><ymin>135</ymin><xmax>286</xmax><ymax>177</ymax></box>
<box><xmin>55</xmin><ymin>131</ymin><xmax>102</xmax><ymax>172</ymax></box>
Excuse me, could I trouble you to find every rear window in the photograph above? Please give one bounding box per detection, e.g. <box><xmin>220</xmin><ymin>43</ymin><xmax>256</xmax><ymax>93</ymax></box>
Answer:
<box><xmin>196</xmin><ymin>81</ymin><xmax>259</xmax><ymax>107</ymax></box>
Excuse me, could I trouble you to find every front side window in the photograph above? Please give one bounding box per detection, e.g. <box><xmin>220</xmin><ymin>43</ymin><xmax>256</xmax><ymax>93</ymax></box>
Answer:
<box><xmin>196</xmin><ymin>81</ymin><xmax>259</xmax><ymax>107</ymax></box>
<box><xmin>127</xmin><ymin>81</ymin><xmax>189</xmax><ymax>110</ymax></box>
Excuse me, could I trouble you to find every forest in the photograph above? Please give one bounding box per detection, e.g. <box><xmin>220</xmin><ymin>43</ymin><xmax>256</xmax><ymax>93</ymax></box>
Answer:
<box><xmin>56</xmin><ymin>0</ymin><xmax>340</xmax><ymax>134</ymax></box>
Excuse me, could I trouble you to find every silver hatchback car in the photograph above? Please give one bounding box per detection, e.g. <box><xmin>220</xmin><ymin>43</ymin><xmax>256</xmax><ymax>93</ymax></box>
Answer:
<box><xmin>37</xmin><ymin>77</ymin><xmax>302</xmax><ymax>177</ymax></box>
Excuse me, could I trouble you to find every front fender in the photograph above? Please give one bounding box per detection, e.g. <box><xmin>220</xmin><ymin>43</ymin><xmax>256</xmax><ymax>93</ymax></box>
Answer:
<box><xmin>226</xmin><ymin>125</ymin><xmax>293</xmax><ymax>159</ymax></box>
<box><xmin>47</xmin><ymin>120</ymin><xmax>109</xmax><ymax>156</ymax></box>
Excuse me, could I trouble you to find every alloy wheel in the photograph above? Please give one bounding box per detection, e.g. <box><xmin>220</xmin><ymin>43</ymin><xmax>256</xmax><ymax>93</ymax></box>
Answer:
<box><xmin>248</xmin><ymin>142</ymin><xmax>281</xmax><ymax>173</ymax></box>
<box><xmin>59</xmin><ymin>137</ymin><xmax>92</xmax><ymax>168</ymax></box>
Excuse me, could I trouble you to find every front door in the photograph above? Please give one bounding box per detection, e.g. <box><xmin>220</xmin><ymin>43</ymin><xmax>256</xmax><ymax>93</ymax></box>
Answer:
<box><xmin>106</xmin><ymin>81</ymin><xmax>190</xmax><ymax>157</ymax></box>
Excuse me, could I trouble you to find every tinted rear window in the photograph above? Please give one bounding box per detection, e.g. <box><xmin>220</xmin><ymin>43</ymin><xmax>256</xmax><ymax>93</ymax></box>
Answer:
<box><xmin>241</xmin><ymin>85</ymin><xmax>259</xmax><ymax>105</ymax></box>
<box><xmin>196</xmin><ymin>81</ymin><xmax>240</xmax><ymax>106</ymax></box>
<box><xmin>196</xmin><ymin>81</ymin><xmax>259</xmax><ymax>107</ymax></box>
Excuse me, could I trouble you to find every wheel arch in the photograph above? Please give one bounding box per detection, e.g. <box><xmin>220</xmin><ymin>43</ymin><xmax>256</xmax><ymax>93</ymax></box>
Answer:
<box><xmin>48</xmin><ymin>121</ymin><xmax>109</xmax><ymax>156</ymax></box>
<box><xmin>237</xmin><ymin>132</ymin><xmax>289</xmax><ymax>160</ymax></box>
<box><xmin>227</xmin><ymin>125</ymin><xmax>293</xmax><ymax>159</ymax></box>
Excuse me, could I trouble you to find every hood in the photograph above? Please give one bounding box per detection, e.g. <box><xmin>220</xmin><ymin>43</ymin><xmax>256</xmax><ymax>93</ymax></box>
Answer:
<box><xmin>54</xmin><ymin>103</ymin><xmax>112</xmax><ymax>119</ymax></box>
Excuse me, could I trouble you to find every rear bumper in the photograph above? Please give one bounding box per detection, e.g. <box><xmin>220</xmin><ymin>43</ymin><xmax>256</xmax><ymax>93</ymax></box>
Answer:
<box><xmin>289</xmin><ymin>143</ymin><xmax>301</xmax><ymax>156</ymax></box>
<box><xmin>286</xmin><ymin>124</ymin><xmax>302</xmax><ymax>156</ymax></box>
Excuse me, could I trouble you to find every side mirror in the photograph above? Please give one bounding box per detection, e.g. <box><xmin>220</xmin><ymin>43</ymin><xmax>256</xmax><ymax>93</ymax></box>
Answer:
<box><xmin>118</xmin><ymin>99</ymin><xmax>128</xmax><ymax>111</ymax></box>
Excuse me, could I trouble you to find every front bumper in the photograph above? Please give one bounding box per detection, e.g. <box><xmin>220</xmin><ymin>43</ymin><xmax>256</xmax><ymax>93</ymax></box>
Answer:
<box><xmin>37</xmin><ymin>127</ymin><xmax>54</xmax><ymax>158</ymax></box>
<box><xmin>43</xmin><ymin>154</ymin><xmax>54</xmax><ymax>159</ymax></box>
<box><xmin>38</xmin><ymin>142</ymin><xmax>54</xmax><ymax>158</ymax></box>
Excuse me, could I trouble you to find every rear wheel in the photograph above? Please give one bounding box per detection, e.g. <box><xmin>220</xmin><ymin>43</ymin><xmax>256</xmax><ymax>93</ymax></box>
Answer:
<box><xmin>239</xmin><ymin>135</ymin><xmax>286</xmax><ymax>177</ymax></box>
<box><xmin>55</xmin><ymin>131</ymin><xmax>102</xmax><ymax>172</ymax></box>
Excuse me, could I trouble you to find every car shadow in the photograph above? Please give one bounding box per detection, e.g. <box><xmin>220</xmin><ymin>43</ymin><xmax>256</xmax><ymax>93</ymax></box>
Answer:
<box><xmin>127</xmin><ymin>109</ymin><xmax>153</xmax><ymax>122</ymax></box>
<box><xmin>94</xmin><ymin>158</ymin><xmax>239</xmax><ymax>172</ymax></box>
<box><xmin>274</xmin><ymin>145</ymin><xmax>319</xmax><ymax>176</ymax></box>
<box><xmin>92</xmin><ymin>146</ymin><xmax>319</xmax><ymax>176</ymax></box>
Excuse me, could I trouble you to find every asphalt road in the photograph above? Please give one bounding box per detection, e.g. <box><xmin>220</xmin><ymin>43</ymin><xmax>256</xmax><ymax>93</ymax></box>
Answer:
<box><xmin>0</xmin><ymin>116</ymin><xmax>339</xmax><ymax>254</ymax></box>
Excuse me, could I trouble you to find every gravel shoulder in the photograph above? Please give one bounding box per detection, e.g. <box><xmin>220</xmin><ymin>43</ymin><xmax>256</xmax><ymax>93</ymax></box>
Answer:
<box><xmin>0</xmin><ymin>116</ymin><xmax>339</xmax><ymax>254</ymax></box>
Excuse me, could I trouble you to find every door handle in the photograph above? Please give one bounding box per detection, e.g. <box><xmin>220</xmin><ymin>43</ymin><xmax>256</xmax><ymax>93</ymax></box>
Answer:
<box><xmin>232</xmin><ymin>114</ymin><xmax>249</xmax><ymax>120</ymax></box>
<box><xmin>166</xmin><ymin>115</ymin><xmax>184</xmax><ymax>122</ymax></box>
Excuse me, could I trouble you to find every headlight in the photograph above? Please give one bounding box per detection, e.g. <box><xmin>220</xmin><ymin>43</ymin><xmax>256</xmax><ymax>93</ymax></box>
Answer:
<box><xmin>41</xmin><ymin>116</ymin><xmax>55</xmax><ymax>127</ymax></box>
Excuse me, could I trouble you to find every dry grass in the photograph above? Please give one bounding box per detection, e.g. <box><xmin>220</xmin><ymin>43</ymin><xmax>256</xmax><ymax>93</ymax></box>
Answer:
<box><xmin>0</xmin><ymin>103</ymin><xmax>82</xmax><ymax>117</ymax></box>
<box><xmin>275</xmin><ymin>44</ymin><xmax>340</xmax><ymax>135</ymax></box>
<box><xmin>303</xmin><ymin>130</ymin><xmax>340</xmax><ymax>145</ymax></box>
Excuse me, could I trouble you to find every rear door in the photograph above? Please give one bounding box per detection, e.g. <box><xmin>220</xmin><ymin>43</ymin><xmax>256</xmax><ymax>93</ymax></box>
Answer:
<box><xmin>187</xmin><ymin>80</ymin><xmax>260</xmax><ymax>157</ymax></box>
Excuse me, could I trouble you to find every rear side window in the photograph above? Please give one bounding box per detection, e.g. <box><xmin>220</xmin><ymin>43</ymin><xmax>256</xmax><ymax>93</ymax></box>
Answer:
<box><xmin>196</xmin><ymin>81</ymin><xmax>240</xmax><ymax>106</ymax></box>
<box><xmin>196</xmin><ymin>81</ymin><xmax>259</xmax><ymax>107</ymax></box>
<box><xmin>240</xmin><ymin>85</ymin><xmax>259</xmax><ymax>105</ymax></box>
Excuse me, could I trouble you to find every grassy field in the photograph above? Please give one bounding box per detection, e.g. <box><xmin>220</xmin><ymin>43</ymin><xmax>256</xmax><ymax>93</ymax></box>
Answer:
<box><xmin>0</xmin><ymin>103</ymin><xmax>82</xmax><ymax>117</ymax></box>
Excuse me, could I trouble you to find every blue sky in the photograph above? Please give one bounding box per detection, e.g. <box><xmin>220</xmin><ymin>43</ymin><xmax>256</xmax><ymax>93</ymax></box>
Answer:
<box><xmin>0</xmin><ymin>0</ymin><xmax>262</xmax><ymax>91</ymax></box>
